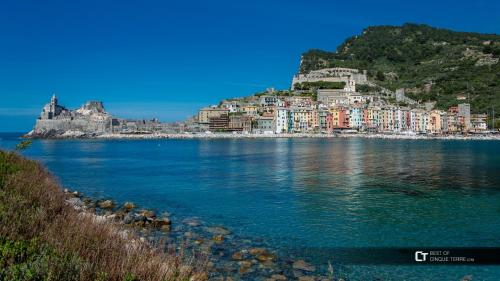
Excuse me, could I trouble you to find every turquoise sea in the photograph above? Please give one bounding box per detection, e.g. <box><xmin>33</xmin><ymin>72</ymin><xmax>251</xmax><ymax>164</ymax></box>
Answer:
<box><xmin>1</xmin><ymin>133</ymin><xmax>500</xmax><ymax>280</ymax></box>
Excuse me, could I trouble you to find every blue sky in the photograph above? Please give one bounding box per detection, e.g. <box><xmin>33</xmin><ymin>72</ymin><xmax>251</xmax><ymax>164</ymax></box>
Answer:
<box><xmin>1</xmin><ymin>0</ymin><xmax>499</xmax><ymax>132</ymax></box>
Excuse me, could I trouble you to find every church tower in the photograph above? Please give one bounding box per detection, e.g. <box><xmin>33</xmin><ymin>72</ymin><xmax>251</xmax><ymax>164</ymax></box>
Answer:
<box><xmin>50</xmin><ymin>94</ymin><xmax>58</xmax><ymax>113</ymax></box>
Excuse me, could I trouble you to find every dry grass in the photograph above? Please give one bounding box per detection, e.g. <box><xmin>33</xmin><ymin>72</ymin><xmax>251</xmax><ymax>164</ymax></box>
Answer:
<box><xmin>0</xmin><ymin>150</ymin><xmax>204</xmax><ymax>281</ymax></box>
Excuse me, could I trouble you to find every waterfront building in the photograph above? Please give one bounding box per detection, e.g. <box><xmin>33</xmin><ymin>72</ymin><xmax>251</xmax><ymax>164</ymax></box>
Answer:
<box><xmin>228</xmin><ymin>115</ymin><xmax>253</xmax><ymax>133</ymax></box>
<box><xmin>458</xmin><ymin>103</ymin><xmax>471</xmax><ymax>131</ymax></box>
<box><xmin>310</xmin><ymin>108</ymin><xmax>320</xmax><ymax>130</ymax></box>
<box><xmin>329</xmin><ymin>107</ymin><xmax>350</xmax><ymax>129</ymax></box>
<box><xmin>256</xmin><ymin>116</ymin><xmax>275</xmax><ymax>133</ymax></box>
<box><xmin>198</xmin><ymin>107</ymin><xmax>229</xmax><ymax>124</ymax></box>
<box><xmin>428</xmin><ymin>110</ymin><xmax>443</xmax><ymax>133</ymax></box>
<box><xmin>326</xmin><ymin>112</ymin><xmax>334</xmax><ymax>133</ymax></box>
<box><xmin>290</xmin><ymin>107</ymin><xmax>312</xmax><ymax>132</ymax></box>
<box><xmin>470</xmin><ymin>114</ymin><xmax>488</xmax><ymax>132</ymax></box>
<box><xmin>381</xmin><ymin>107</ymin><xmax>395</xmax><ymax>132</ymax></box>
<box><xmin>349</xmin><ymin>106</ymin><xmax>363</xmax><ymax>129</ymax></box>
<box><xmin>275</xmin><ymin>107</ymin><xmax>289</xmax><ymax>133</ymax></box>
<box><xmin>208</xmin><ymin>113</ymin><xmax>230</xmax><ymax>132</ymax></box>
<box><xmin>318</xmin><ymin>110</ymin><xmax>328</xmax><ymax>132</ymax></box>
<box><xmin>440</xmin><ymin>111</ymin><xmax>449</xmax><ymax>133</ymax></box>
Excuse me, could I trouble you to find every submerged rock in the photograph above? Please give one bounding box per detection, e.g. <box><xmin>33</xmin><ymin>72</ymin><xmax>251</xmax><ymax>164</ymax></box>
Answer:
<box><xmin>255</xmin><ymin>251</ymin><xmax>277</xmax><ymax>263</ymax></box>
<box><xmin>292</xmin><ymin>260</ymin><xmax>316</xmax><ymax>272</ymax></box>
<box><xmin>238</xmin><ymin>260</ymin><xmax>253</xmax><ymax>274</ymax></box>
<box><xmin>184</xmin><ymin>217</ymin><xmax>202</xmax><ymax>227</ymax></box>
<box><xmin>231</xmin><ymin>251</ymin><xmax>244</xmax><ymax>261</ymax></box>
<box><xmin>213</xmin><ymin>235</ymin><xmax>225</xmax><ymax>243</ymax></box>
<box><xmin>153</xmin><ymin>216</ymin><xmax>171</xmax><ymax>227</ymax></box>
<box><xmin>206</xmin><ymin>226</ymin><xmax>231</xmax><ymax>236</ymax></box>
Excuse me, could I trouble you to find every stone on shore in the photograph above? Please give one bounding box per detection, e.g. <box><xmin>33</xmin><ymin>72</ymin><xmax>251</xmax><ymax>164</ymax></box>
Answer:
<box><xmin>138</xmin><ymin>209</ymin><xmax>156</xmax><ymax>219</ymax></box>
<box><xmin>66</xmin><ymin>197</ymin><xmax>84</xmax><ymax>210</ymax></box>
<box><xmin>123</xmin><ymin>202</ymin><xmax>135</xmax><ymax>210</ymax></box>
<box><xmin>98</xmin><ymin>200</ymin><xmax>115</xmax><ymax>209</ymax></box>
<box><xmin>270</xmin><ymin>274</ymin><xmax>287</xmax><ymax>280</ymax></box>
<box><xmin>190</xmin><ymin>272</ymin><xmax>208</xmax><ymax>281</ymax></box>
<box><xmin>298</xmin><ymin>276</ymin><xmax>317</xmax><ymax>281</ymax></box>
<box><xmin>293</xmin><ymin>260</ymin><xmax>316</xmax><ymax>272</ymax></box>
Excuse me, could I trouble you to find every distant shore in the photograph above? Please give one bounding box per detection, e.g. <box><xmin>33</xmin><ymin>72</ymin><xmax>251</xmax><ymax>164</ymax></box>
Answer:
<box><xmin>93</xmin><ymin>132</ymin><xmax>500</xmax><ymax>141</ymax></box>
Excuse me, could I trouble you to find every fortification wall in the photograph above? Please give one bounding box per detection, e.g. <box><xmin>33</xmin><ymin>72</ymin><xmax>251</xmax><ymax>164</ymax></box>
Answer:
<box><xmin>34</xmin><ymin>118</ymin><xmax>111</xmax><ymax>134</ymax></box>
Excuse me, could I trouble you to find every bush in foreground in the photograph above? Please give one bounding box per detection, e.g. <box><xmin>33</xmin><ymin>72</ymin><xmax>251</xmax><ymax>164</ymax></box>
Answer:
<box><xmin>0</xmin><ymin>150</ymin><xmax>201</xmax><ymax>281</ymax></box>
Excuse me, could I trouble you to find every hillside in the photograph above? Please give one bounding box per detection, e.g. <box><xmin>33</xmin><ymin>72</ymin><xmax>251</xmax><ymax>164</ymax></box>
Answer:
<box><xmin>299</xmin><ymin>23</ymin><xmax>500</xmax><ymax>116</ymax></box>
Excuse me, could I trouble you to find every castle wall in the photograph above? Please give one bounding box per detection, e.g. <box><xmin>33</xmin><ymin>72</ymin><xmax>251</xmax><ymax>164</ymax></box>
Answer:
<box><xmin>35</xmin><ymin>118</ymin><xmax>111</xmax><ymax>134</ymax></box>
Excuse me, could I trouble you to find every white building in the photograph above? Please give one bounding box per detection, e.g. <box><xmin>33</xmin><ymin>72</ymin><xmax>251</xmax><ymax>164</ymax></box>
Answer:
<box><xmin>275</xmin><ymin>108</ymin><xmax>289</xmax><ymax>133</ymax></box>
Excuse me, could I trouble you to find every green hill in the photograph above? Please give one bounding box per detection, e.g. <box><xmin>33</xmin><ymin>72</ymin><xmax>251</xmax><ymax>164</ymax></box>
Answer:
<box><xmin>299</xmin><ymin>23</ymin><xmax>500</xmax><ymax>117</ymax></box>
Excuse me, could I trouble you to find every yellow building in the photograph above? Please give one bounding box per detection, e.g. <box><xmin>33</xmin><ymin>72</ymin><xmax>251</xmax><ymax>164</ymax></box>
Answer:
<box><xmin>428</xmin><ymin>110</ymin><xmax>442</xmax><ymax>133</ymax></box>
<box><xmin>242</xmin><ymin>105</ymin><xmax>259</xmax><ymax>116</ymax></box>
<box><xmin>198</xmin><ymin>107</ymin><xmax>229</xmax><ymax>124</ymax></box>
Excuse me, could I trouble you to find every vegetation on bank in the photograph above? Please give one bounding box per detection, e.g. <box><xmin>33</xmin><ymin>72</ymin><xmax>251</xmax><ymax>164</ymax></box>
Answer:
<box><xmin>0</xmin><ymin>150</ymin><xmax>201</xmax><ymax>281</ymax></box>
<box><xmin>299</xmin><ymin>23</ymin><xmax>500</xmax><ymax>116</ymax></box>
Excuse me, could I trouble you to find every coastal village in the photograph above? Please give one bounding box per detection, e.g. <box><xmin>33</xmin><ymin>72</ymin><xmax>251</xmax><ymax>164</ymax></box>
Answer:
<box><xmin>28</xmin><ymin>66</ymin><xmax>493</xmax><ymax>138</ymax></box>
<box><xmin>190</xmin><ymin>67</ymin><xmax>491</xmax><ymax>135</ymax></box>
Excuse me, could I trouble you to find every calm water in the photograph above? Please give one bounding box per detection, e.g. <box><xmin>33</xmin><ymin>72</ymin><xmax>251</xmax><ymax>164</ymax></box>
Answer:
<box><xmin>1</xmin><ymin>133</ymin><xmax>500</xmax><ymax>280</ymax></box>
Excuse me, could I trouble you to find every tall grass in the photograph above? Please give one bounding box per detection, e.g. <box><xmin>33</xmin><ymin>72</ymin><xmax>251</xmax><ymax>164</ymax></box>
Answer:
<box><xmin>0</xmin><ymin>150</ymin><xmax>203</xmax><ymax>281</ymax></box>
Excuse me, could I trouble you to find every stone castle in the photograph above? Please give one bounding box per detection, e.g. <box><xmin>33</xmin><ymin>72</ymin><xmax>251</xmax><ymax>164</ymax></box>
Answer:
<box><xmin>28</xmin><ymin>95</ymin><xmax>180</xmax><ymax>137</ymax></box>
<box><xmin>291</xmin><ymin>67</ymin><xmax>368</xmax><ymax>90</ymax></box>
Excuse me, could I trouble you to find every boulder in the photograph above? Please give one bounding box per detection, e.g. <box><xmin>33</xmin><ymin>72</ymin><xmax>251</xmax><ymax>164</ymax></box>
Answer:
<box><xmin>155</xmin><ymin>216</ymin><xmax>171</xmax><ymax>226</ymax></box>
<box><xmin>123</xmin><ymin>213</ymin><xmax>134</xmax><ymax>224</ymax></box>
<box><xmin>123</xmin><ymin>202</ymin><xmax>135</xmax><ymax>211</ymax></box>
<box><xmin>98</xmin><ymin>200</ymin><xmax>115</xmax><ymax>210</ymax></box>
<box><xmin>138</xmin><ymin>209</ymin><xmax>156</xmax><ymax>219</ymax></box>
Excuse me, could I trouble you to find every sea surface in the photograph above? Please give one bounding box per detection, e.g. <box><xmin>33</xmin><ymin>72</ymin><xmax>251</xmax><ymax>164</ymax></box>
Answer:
<box><xmin>1</xmin><ymin>132</ymin><xmax>500</xmax><ymax>280</ymax></box>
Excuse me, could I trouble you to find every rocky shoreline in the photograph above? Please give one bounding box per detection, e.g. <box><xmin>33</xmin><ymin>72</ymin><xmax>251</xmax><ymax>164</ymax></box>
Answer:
<box><xmin>25</xmin><ymin>131</ymin><xmax>500</xmax><ymax>141</ymax></box>
<box><xmin>63</xmin><ymin>189</ymin><xmax>337</xmax><ymax>281</ymax></box>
